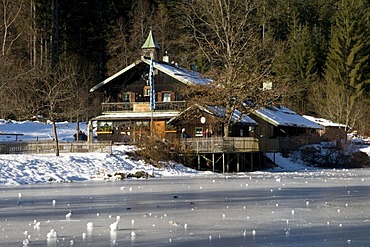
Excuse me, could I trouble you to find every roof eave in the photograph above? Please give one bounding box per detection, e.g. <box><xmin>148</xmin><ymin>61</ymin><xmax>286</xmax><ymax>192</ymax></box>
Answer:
<box><xmin>89</xmin><ymin>60</ymin><xmax>142</xmax><ymax>92</ymax></box>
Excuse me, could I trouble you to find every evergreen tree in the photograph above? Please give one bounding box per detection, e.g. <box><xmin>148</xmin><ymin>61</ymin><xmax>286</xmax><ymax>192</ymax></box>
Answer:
<box><xmin>277</xmin><ymin>15</ymin><xmax>317</xmax><ymax>113</ymax></box>
<box><xmin>324</xmin><ymin>0</ymin><xmax>370</xmax><ymax>128</ymax></box>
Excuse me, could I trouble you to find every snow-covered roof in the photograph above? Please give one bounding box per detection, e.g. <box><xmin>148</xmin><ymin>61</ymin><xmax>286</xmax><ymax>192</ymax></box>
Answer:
<box><xmin>303</xmin><ymin>115</ymin><xmax>348</xmax><ymax>128</ymax></box>
<box><xmin>90</xmin><ymin>57</ymin><xmax>210</xmax><ymax>92</ymax></box>
<box><xmin>253</xmin><ymin>106</ymin><xmax>323</xmax><ymax>129</ymax></box>
<box><xmin>206</xmin><ymin>106</ymin><xmax>258</xmax><ymax>125</ymax></box>
<box><xmin>168</xmin><ymin>105</ymin><xmax>258</xmax><ymax>126</ymax></box>
<box><xmin>142</xmin><ymin>58</ymin><xmax>211</xmax><ymax>86</ymax></box>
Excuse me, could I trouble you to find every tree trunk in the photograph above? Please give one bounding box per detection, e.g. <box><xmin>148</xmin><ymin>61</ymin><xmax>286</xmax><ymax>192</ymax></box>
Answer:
<box><xmin>75</xmin><ymin>117</ymin><xmax>80</xmax><ymax>143</ymax></box>
<box><xmin>52</xmin><ymin>120</ymin><xmax>60</xmax><ymax>156</ymax></box>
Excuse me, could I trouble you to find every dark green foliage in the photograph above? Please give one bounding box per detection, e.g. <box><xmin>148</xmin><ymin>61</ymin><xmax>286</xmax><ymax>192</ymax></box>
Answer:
<box><xmin>323</xmin><ymin>0</ymin><xmax>370</xmax><ymax>127</ymax></box>
<box><xmin>325</xmin><ymin>0</ymin><xmax>370</xmax><ymax>92</ymax></box>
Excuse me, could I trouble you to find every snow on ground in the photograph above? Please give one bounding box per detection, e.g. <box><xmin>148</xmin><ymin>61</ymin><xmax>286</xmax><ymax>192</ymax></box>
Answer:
<box><xmin>0</xmin><ymin>120</ymin><xmax>214</xmax><ymax>185</ymax></box>
<box><xmin>0</xmin><ymin>119</ymin><xmax>369</xmax><ymax>185</ymax></box>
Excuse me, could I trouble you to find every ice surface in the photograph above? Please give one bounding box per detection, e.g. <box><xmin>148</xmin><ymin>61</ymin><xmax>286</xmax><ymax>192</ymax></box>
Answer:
<box><xmin>1</xmin><ymin>120</ymin><xmax>370</xmax><ymax>246</ymax></box>
<box><xmin>1</xmin><ymin>170</ymin><xmax>370</xmax><ymax>246</ymax></box>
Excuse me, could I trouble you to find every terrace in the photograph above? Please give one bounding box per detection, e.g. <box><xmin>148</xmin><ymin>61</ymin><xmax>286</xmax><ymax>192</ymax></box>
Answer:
<box><xmin>182</xmin><ymin>137</ymin><xmax>279</xmax><ymax>153</ymax></box>
<box><xmin>101</xmin><ymin>101</ymin><xmax>187</xmax><ymax>113</ymax></box>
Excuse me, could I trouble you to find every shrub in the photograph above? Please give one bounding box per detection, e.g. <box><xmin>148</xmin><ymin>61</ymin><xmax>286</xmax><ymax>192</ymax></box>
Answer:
<box><xmin>350</xmin><ymin>151</ymin><xmax>370</xmax><ymax>168</ymax></box>
<box><xmin>299</xmin><ymin>140</ymin><xmax>370</xmax><ymax>168</ymax></box>
<box><xmin>133</xmin><ymin>131</ymin><xmax>178</xmax><ymax>165</ymax></box>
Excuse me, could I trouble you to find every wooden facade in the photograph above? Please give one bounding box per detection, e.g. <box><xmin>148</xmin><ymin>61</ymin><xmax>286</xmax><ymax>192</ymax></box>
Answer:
<box><xmin>168</xmin><ymin>105</ymin><xmax>258</xmax><ymax>139</ymax></box>
<box><xmin>89</xmin><ymin>32</ymin><xmax>324</xmax><ymax>172</ymax></box>
<box><xmin>91</xmin><ymin>60</ymin><xmax>190</xmax><ymax>142</ymax></box>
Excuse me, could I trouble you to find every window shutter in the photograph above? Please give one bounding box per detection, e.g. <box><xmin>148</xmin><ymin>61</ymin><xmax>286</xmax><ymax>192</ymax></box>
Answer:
<box><xmin>130</xmin><ymin>92</ymin><xmax>136</xmax><ymax>102</ymax></box>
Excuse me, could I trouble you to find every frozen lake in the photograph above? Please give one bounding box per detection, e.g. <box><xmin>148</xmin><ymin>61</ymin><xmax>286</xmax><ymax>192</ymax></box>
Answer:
<box><xmin>1</xmin><ymin>169</ymin><xmax>370</xmax><ymax>246</ymax></box>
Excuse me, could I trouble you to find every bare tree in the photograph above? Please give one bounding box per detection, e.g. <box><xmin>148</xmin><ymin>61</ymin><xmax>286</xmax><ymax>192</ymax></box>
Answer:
<box><xmin>129</xmin><ymin>0</ymin><xmax>153</xmax><ymax>50</ymax></box>
<box><xmin>107</xmin><ymin>18</ymin><xmax>133</xmax><ymax>73</ymax></box>
<box><xmin>61</xmin><ymin>57</ymin><xmax>98</xmax><ymax>142</ymax></box>
<box><xmin>181</xmin><ymin>0</ymin><xmax>284</xmax><ymax>136</ymax></box>
<box><xmin>33</xmin><ymin>61</ymin><xmax>78</xmax><ymax>156</ymax></box>
<box><xmin>310</xmin><ymin>80</ymin><xmax>369</xmax><ymax>135</ymax></box>
<box><xmin>1</xmin><ymin>0</ymin><xmax>26</xmax><ymax>56</ymax></box>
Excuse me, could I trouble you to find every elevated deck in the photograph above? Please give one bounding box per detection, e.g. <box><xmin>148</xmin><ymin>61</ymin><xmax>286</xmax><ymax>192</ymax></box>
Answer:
<box><xmin>182</xmin><ymin>137</ymin><xmax>279</xmax><ymax>153</ymax></box>
<box><xmin>180</xmin><ymin>137</ymin><xmax>279</xmax><ymax>173</ymax></box>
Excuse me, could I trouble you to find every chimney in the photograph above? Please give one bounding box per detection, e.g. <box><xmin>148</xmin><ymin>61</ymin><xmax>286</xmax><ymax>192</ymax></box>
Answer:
<box><xmin>163</xmin><ymin>51</ymin><xmax>169</xmax><ymax>63</ymax></box>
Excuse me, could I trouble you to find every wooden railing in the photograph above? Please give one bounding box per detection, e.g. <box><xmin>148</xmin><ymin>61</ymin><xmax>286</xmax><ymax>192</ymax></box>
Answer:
<box><xmin>182</xmin><ymin>137</ymin><xmax>279</xmax><ymax>153</ymax></box>
<box><xmin>102</xmin><ymin>101</ymin><xmax>187</xmax><ymax>113</ymax></box>
<box><xmin>0</xmin><ymin>141</ymin><xmax>112</xmax><ymax>154</ymax></box>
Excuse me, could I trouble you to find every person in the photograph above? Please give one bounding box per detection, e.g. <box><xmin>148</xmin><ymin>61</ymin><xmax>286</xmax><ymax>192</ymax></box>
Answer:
<box><xmin>203</xmin><ymin>129</ymin><xmax>211</xmax><ymax>138</ymax></box>
<box><xmin>182</xmin><ymin>128</ymin><xmax>189</xmax><ymax>139</ymax></box>
<box><xmin>122</xmin><ymin>132</ymin><xmax>130</xmax><ymax>144</ymax></box>
<box><xmin>73</xmin><ymin>130</ymin><xmax>87</xmax><ymax>141</ymax></box>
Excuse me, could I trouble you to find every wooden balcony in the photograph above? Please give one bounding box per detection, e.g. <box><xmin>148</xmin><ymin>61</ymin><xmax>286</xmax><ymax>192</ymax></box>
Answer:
<box><xmin>101</xmin><ymin>101</ymin><xmax>187</xmax><ymax>113</ymax></box>
<box><xmin>182</xmin><ymin>137</ymin><xmax>279</xmax><ymax>153</ymax></box>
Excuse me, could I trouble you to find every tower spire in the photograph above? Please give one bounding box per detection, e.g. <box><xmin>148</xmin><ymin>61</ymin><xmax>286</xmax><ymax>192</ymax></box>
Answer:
<box><xmin>141</xmin><ymin>30</ymin><xmax>160</xmax><ymax>60</ymax></box>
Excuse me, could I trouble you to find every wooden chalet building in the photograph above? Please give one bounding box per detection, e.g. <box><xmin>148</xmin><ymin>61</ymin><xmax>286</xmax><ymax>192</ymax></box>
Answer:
<box><xmin>251</xmin><ymin>106</ymin><xmax>323</xmax><ymax>139</ymax></box>
<box><xmin>89</xmin><ymin>31</ymin><xmax>209</xmax><ymax>142</ymax></box>
<box><xmin>89</xmin><ymin>31</ymin><xmax>323</xmax><ymax>172</ymax></box>
<box><xmin>303</xmin><ymin>115</ymin><xmax>347</xmax><ymax>141</ymax></box>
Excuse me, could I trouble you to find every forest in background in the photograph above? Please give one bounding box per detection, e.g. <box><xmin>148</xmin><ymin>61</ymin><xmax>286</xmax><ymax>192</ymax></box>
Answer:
<box><xmin>0</xmin><ymin>0</ymin><xmax>369</xmax><ymax>135</ymax></box>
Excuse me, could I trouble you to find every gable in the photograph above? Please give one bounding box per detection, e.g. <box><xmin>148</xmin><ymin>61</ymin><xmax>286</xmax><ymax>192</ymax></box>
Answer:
<box><xmin>90</xmin><ymin>61</ymin><xmax>142</xmax><ymax>92</ymax></box>
<box><xmin>90</xmin><ymin>57</ymin><xmax>210</xmax><ymax>93</ymax></box>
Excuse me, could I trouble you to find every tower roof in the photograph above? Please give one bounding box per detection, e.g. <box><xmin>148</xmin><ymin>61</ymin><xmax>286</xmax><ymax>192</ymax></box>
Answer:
<box><xmin>141</xmin><ymin>30</ymin><xmax>160</xmax><ymax>49</ymax></box>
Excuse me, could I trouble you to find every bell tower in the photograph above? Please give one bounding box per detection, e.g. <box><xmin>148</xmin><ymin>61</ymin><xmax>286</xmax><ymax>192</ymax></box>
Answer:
<box><xmin>141</xmin><ymin>30</ymin><xmax>160</xmax><ymax>60</ymax></box>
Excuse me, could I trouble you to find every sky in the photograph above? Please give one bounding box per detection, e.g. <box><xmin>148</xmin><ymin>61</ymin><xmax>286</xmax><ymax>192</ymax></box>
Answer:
<box><xmin>0</xmin><ymin>119</ymin><xmax>369</xmax><ymax>185</ymax></box>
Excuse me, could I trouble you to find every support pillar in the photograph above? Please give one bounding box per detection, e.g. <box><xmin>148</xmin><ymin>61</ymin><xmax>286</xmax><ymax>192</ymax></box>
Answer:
<box><xmin>251</xmin><ymin>154</ymin><xmax>254</xmax><ymax>171</ymax></box>
<box><xmin>198</xmin><ymin>154</ymin><xmax>201</xmax><ymax>170</ymax></box>
<box><xmin>227</xmin><ymin>153</ymin><xmax>229</xmax><ymax>173</ymax></box>
<box><xmin>212</xmin><ymin>153</ymin><xmax>215</xmax><ymax>172</ymax></box>
<box><xmin>237</xmin><ymin>153</ymin><xmax>240</xmax><ymax>172</ymax></box>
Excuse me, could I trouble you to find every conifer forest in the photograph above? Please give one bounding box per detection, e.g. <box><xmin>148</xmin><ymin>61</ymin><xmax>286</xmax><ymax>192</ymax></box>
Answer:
<box><xmin>1</xmin><ymin>0</ymin><xmax>369</xmax><ymax>135</ymax></box>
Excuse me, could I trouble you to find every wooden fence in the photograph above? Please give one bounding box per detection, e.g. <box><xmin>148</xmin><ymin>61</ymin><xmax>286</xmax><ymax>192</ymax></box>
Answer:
<box><xmin>182</xmin><ymin>137</ymin><xmax>279</xmax><ymax>153</ymax></box>
<box><xmin>0</xmin><ymin>141</ymin><xmax>112</xmax><ymax>154</ymax></box>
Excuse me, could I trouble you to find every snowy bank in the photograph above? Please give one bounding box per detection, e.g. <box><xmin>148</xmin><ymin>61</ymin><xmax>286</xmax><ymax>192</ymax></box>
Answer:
<box><xmin>0</xmin><ymin>119</ymin><xmax>369</xmax><ymax>185</ymax></box>
<box><xmin>0</xmin><ymin>145</ymin><xmax>215</xmax><ymax>185</ymax></box>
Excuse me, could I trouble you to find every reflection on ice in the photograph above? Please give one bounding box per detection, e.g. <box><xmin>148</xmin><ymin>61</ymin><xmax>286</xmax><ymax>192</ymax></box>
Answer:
<box><xmin>110</xmin><ymin>231</ymin><xmax>117</xmax><ymax>245</ymax></box>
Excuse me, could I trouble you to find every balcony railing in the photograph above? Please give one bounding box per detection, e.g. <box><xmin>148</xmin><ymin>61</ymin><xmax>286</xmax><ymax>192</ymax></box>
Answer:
<box><xmin>182</xmin><ymin>137</ymin><xmax>279</xmax><ymax>153</ymax></box>
<box><xmin>102</xmin><ymin>101</ymin><xmax>187</xmax><ymax>113</ymax></box>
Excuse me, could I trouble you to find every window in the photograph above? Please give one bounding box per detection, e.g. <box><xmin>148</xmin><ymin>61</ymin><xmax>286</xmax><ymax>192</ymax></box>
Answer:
<box><xmin>143</xmin><ymin>86</ymin><xmax>150</xmax><ymax>96</ymax></box>
<box><xmin>98</xmin><ymin>121</ymin><xmax>113</xmax><ymax>132</ymax></box>
<box><xmin>163</xmin><ymin>92</ymin><xmax>171</xmax><ymax>102</ymax></box>
<box><xmin>123</xmin><ymin>92</ymin><xmax>131</xmax><ymax>102</ymax></box>
<box><xmin>195</xmin><ymin>127</ymin><xmax>203</xmax><ymax>137</ymax></box>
